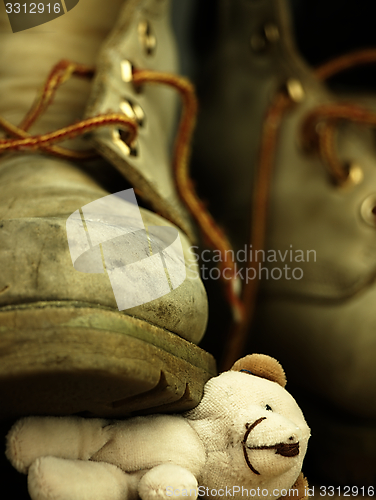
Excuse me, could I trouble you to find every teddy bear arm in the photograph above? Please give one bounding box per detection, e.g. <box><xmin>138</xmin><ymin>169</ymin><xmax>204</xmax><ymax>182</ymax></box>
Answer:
<box><xmin>6</xmin><ymin>416</ymin><xmax>111</xmax><ymax>473</ymax></box>
<box><xmin>27</xmin><ymin>456</ymin><xmax>141</xmax><ymax>500</ymax></box>
<box><xmin>138</xmin><ymin>464</ymin><xmax>199</xmax><ymax>500</ymax></box>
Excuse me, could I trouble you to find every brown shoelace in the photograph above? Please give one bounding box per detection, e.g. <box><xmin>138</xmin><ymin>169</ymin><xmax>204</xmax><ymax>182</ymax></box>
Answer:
<box><xmin>2</xmin><ymin>50</ymin><xmax>376</xmax><ymax>369</ymax></box>
<box><xmin>222</xmin><ymin>48</ymin><xmax>376</xmax><ymax>369</ymax></box>
<box><xmin>0</xmin><ymin>59</ymin><xmax>244</xmax><ymax>326</ymax></box>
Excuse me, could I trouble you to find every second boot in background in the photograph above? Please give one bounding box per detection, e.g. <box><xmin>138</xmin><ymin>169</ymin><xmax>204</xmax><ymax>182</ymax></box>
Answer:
<box><xmin>191</xmin><ymin>0</ymin><xmax>376</xmax><ymax>487</ymax></box>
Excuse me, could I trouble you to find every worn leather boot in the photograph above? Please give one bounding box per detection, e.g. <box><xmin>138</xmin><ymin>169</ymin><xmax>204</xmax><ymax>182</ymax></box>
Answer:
<box><xmin>192</xmin><ymin>0</ymin><xmax>376</xmax><ymax>486</ymax></box>
<box><xmin>0</xmin><ymin>0</ymin><xmax>215</xmax><ymax>420</ymax></box>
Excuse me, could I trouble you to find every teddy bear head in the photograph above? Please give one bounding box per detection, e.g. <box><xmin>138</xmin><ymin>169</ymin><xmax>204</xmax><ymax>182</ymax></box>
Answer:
<box><xmin>184</xmin><ymin>354</ymin><xmax>310</xmax><ymax>500</ymax></box>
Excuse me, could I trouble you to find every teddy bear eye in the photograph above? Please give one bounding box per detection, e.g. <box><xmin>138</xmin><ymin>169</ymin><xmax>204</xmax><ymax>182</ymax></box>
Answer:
<box><xmin>265</xmin><ymin>404</ymin><xmax>273</xmax><ymax>411</ymax></box>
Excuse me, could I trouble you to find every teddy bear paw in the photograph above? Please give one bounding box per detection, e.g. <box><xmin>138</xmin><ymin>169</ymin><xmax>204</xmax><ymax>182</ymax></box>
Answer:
<box><xmin>138</xmin><ymin>464</ymin><xmax>198</xmax><ymax>500</ymax></box>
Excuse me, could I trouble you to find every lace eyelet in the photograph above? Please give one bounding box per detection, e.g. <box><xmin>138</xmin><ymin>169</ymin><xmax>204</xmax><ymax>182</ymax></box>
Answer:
<box><xmin>120</xmin><ymin>99</ymin><xmax>145</xmax><ymax>128</ymax></box>
<box><xmin>112</xmin><ymin>129</ymin><xmax>139</xmax><ymax>158</ymax></box>
<box><xmin>338</xmin><ymin>162</ymin><xmax>364</xmax><ymax>189</ymax></box>
<box><xmin>286</xmin><ymin>79</ymin><xmax>305</xmax><ymax>103</ymax></box>
<box><xmin>120</xmin><ymin>60</ymin><xmax>144</xmax><ymax>94</ymax></box>
<box><xmin>361</xmin><ymin>194</ymin><xmax>376</xmax><ymax>227</ymax></box>
<box><xmin>120</xmin><ymin>60</ymin><xmax>134</xmax><ymax>83</ymax></box>
<box><xmin>346</xmin><ymin>162</ymin><xmax>364</xmax><ymax>186</ymax></box>
<box><xmin>138</xmin><ymin>20</ymin><xmax>157</xmax><ymax>56</ymax></box>
<box><xmin>250</xmin><ymin>23</ymin><xmax>279</xmax><ymax>54</ymax></box>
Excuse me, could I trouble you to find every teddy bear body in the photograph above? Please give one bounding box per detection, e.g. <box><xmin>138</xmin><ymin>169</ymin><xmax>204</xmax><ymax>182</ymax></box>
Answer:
<box><xmin>6</xmin><ymin>355</ymin><xmax>310</xmax><ymax>500</ymax></box>
<box><xmin>92</xmin><ymin>414</ymin><xmax>206</xmax><ymax>476</ymax></box>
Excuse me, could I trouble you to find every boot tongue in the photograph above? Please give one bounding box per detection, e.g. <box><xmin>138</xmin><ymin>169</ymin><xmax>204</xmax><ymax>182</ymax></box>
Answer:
<box><xmin>85</xmin><ymin>0</ymin><xmax>196</xmax><ymax>240</ymax></box>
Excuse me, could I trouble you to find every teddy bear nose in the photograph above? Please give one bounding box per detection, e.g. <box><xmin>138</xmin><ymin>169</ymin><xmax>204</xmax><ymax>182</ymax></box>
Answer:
<box><xmin>275</xmin><ymin>441</ymin><xmax>300</xmax><ymax>457</ymax></box>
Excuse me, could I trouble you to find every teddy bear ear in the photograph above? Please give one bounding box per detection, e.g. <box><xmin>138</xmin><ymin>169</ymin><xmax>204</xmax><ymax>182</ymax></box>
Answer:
<box><xmin>231</xmin><ymin>354</ymin><xmax>287</xmax><ymax>388</ymax></box>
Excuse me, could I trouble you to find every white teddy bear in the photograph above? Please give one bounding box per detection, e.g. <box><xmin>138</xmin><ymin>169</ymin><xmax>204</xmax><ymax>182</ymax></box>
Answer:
<box><xmin>6</xmin><ymin>354</ymin><xmax>310</xmax><ymax>500</ymax></box>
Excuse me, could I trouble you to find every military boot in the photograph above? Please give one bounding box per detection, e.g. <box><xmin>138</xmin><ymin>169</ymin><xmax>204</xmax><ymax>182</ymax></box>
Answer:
<box><xmin>0</xmin><ymin>0</ymin><xmax>215</xmax><ymax>421</ymax></box>
<box><xmin>192</xmin><ymin>0</ymin><xmax>376</xmax><ymax>486</ymax></box>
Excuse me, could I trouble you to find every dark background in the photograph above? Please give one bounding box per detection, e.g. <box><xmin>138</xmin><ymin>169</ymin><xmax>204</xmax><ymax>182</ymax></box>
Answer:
<box><xmin>172</xmin><ymin>0</ymin><xmax>376</xmax><ymax>90</ymax></box>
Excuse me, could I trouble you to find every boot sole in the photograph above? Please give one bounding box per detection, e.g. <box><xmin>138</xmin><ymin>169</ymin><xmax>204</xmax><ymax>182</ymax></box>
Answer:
<box><xmin>0</xmin><ymin>301</ymin><xmax>216</xmax><ymax>419</ymax></box>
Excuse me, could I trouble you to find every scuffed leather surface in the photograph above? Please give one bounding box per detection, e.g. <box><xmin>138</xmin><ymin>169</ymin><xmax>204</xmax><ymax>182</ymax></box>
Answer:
<box><xmin>0</xmin><ymin>154</ymin><xmax>208</xmax><ymax>344</ymax></box>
